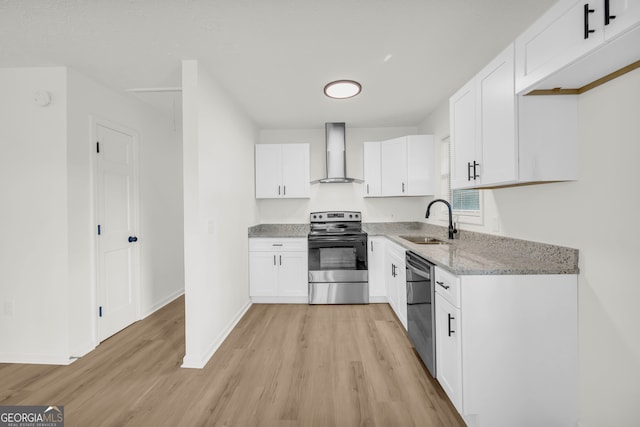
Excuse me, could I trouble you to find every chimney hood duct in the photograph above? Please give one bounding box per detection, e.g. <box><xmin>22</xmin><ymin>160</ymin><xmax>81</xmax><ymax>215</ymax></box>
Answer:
<box><xmin>312</xmin><ymin>122</ymin><xmax>363</xmax><ymax>184</ymax></box>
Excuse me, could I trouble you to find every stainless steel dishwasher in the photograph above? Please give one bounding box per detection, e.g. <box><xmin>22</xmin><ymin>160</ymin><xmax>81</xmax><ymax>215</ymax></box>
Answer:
<box><xmin>406</xmin><ymin>251</ymin><xmax>436</xmax><ymax>378</ymax></box>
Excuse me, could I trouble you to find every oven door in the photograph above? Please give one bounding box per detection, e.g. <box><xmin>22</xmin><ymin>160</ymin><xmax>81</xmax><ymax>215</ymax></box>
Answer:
<box><xmin>308</xmin><ymin>234</ymin><xmax>368</xmax><ymax>304</ymax></box>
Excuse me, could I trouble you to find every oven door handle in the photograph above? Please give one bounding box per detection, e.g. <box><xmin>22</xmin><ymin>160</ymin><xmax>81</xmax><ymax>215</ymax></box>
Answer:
<box><xmin>308</xmin><ymin>236</ymin><xmax>366</xmax><ymax>243</ymax></box>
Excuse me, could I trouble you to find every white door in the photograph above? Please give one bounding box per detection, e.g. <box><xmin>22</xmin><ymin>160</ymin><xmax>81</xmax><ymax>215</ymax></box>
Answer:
<box><xmin>248</xmin><ymin>251</ymin><xmax>279</xmax><ymax>296</ymax></box>
<box><xmin>96</xmin><ymin>122</ymin><xmax>139</xmax><ymax>342</ymax></box>
<box><xmin>406</xmin><ymin>135</ymin><xmax>435</xmax><ymax>196</ymax></box>
<box><xmin>277</xmin><ymin>251</ymin><xmax>308</xmax><ymax>297</ymax></box>
<box><xmin>450</xmin><ymin>79</ymin><xmax>477</xmax><ymax>190</ymax></box>
<box><xmin>604</xmin><ymin>0</ymin><xmax>640</xmax><ymax>39</ymax></box>
<box><xmin>435</xmin><ymin>293</ymin><xmax>463</xmax><ymax>412</ymax></box>
<box><xmin>255</xmin><ymin>144</ymin><xmax>282</xmax><ymax>198</ymax></box>
<box><xmin>478</xmin><ymin>45</ymin><xmax>518</xmax><ymax>186</ymax></box>
<box><xmin>381</xmin><ymin>137</ymin><xmax>407</xmax><ymax>196</ymax></box>
<box><xmin>363</xmin><ymin>141</ymin><xmax>382</xmax><ymax>197</ymax></box>
<box><xmin>281</xmin><ymin>144</ymin><xmax>310</xmax><ymax>198</ymax></box>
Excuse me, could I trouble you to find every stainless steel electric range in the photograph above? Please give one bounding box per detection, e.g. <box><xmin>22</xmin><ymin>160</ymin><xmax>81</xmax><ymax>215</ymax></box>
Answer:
<box><xmin>307</xmin><ymin>211</ymin><xmax>368</xmax><ymax>304</ymax></box>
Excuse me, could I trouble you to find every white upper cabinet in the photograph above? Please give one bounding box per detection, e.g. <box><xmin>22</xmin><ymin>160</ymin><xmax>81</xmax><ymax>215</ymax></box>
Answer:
<box><xmin>450</xmin><ymin>79</ymin><xmax>478</xmax><ymax>190</ymax></box>
<box><xmin>255</xmin><ymin>143</ymin><xmax>310</xmax><ymax>199</ymax></box>
<box><xmin>515</xmin><ymin>0</ymin><xmax>640</xmax><ymax>94</ymax></box>
<box><xmin>381</xmin><ymin>137</ymin><xmax>408</xmax><ymax>196</ymax></box>
<box><xmin>365</xmin><ymin>135</ymin><xmax>435</xmax><ymax>197</ymax></box>
<box><xmin>363</xmin><ymin>141</ymin><xmax>382</xmax><ymax>197</ymax></box>
<box><xmin>450</xmin><ymin>44</ymin><xmax>578</xmax><ymax>190</ymax></box>
<box><xmin>477</xmin><ymin>46</ymin><xmax>518</xmax><ymax>186</ymax></box>
<box><xmin>604</xmin><ymin>0</ymin><xmax>640</xmax><ymax>39</ymax></box>
<box><xmin>515</xmin><ymin>0</ymin><xmax>603</xmax><ymax>93</ymax></box>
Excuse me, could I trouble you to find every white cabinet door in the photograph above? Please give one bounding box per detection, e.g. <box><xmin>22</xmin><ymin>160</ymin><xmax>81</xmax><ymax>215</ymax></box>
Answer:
<box><xmin>249</xmin><ymin>251</ymin><xmax>279</xmax><ymax>296</ymax></box>
<box><xmin>604</xmin><ymin>0</ymin><xmax>640</xmax><ymax>39</ymax></box>
<box><xmin>255</xmin><ymin>144</ymin><xmax>282</xmax><ymax>198</ymax></box>
<box><xmin>406</xmin><ymin>135</ymin><xmax>435</xmax><ymax>196</ymax></box>
<box><xmin>249</xmin><ymin>238</ymin><xmax>308</xmax><ymax>302</ymax></box>
<box><xmin>381</xmin><ymin>137</ymin><xmax>408</xmax><ymax>196</ymax></box>
<box><xmin>435</xmin><ymin>292</ymin><xmax>462</xmax><ymax>413</ymax></box>
<box><xmin>515</xmin><ymin>0</ymin><xmax>604</xmax><ymax>93</ymax></box>
<box><xmin>450</xmin><ymin>79</ymin><xmax>478</xmax><ymax>190</ymax></box>
<box><xmin>385</xmin><ymin>241</ymin><xmax>407</xmax><ymax>329</ymax></box>
<box><xmin>277</xmin><ymin>251</ymin><xmax>308</xmax><ymax>297</ymax></box>
<box><xmin>393</xmin><ymin>251</ymin><xmax>407</xmax><ymax>329</ymax></box>
<box><xmin>281</xmin><ymin>144</ymin><xmax>310</xmax><ymax>198</ymax></box>
<box><xmin>477</xmin><ymin>44</ymin><xmax>518</xmax><ymax>186</ymax></box>
<box><xmin>367</xmin><ymin>237</ymin><xmax>386</xmax><ymax>299</ymax></box>
<box><xmin>255</xmin><ymin>144</ymin><xmax>309</xmax><ymax>199</ymax></box>
<box><xmin>363</xmin><ymin>141</ymin><xmax>382</xmax><ymax>197</ymax></box>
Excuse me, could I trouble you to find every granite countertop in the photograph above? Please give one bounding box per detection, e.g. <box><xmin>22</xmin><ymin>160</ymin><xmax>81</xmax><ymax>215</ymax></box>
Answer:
<box><xmin>248</xmin><ymin>223</ymin><xmax>310</xmax><ymax>238</ymax></box>
<box><xmin>248</xmin><ymin>222</ymin><xmax>579</xmax><ymax>276</ymax></box>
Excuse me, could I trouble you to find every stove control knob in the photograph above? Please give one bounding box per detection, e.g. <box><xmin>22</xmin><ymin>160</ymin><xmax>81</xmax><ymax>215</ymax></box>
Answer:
<box><xmin>349</xmin><ymin>214</ymin><xmax>353</xmax><ymax>218</ymax></box>
<box><xmin>318</xmin><ymin>215</ymin><xmax>323</xmax><ymax>219</ymax></box>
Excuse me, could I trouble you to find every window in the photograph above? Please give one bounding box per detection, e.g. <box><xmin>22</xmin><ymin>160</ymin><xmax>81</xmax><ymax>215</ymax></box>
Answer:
<box><xmin>440</xmin><ymin>137</ymin><xmax>483</xmax><ymax>225</ymax></box>
<box><xmin>452</xmin><ymin>188</ymin><xmax>480</xmax><ymax>213</ymax></box>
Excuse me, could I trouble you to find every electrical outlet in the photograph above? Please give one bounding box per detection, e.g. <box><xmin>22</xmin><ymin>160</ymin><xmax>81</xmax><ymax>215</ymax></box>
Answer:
<box><xmin>4</xmin><ymin>300</ymin><xmax>15</xmax><ymax>316</ymax></box>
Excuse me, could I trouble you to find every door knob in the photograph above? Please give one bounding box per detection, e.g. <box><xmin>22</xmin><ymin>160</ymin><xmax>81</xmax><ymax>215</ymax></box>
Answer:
<box><xmin>128</xmin><ymin>236</ymin><xmax>138</xmax><ymax>243</ymax></box>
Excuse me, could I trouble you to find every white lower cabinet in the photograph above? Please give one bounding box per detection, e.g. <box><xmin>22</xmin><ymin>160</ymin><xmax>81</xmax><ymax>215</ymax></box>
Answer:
<box><xmin>367</xmin><ymin>237</ymin><xmax>386</xmax><ymax>301</ymax></box>
<box><xmin>435</xmin><ymin>293</ymin><xmax>462</xmax><ymax>412</ymax></box>
<box><xmin>434</xmin><ymin>267</ymin><xmax>578</xmax><ymax>427</ymax></box>
<box><xmin>249</xmin><ymin>238</ymin><xmax>308</xmax><ymax>303</ymax></box>
<box><xmin>385</xmin><ymin>240</ymin><xmax>407</xmax><ymax>329</ymax></box>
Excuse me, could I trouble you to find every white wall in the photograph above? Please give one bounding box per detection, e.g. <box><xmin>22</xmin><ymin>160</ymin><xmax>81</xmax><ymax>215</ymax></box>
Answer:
<box><xmin>0</xmin><ymin>67</ymin><xmax>70</xmax><ymax>364</ymax></box>
<box><xmin>0</xmin><ymin>66</ymin><xmax>184</xmax><ymax>364</ymax></box>
<box><xmin>67</xmin><ymin>69</ymin><xmax>184</xmax><ymax>356</ymax></box>
<box><xmin>181</xmin><ymin>60</ymin><xmax>258</xmax><ymax>368</ymax></box>
<box><xmin>419</xmin><ymin>68</ymin><xmax>640</xmax><ymax>426</ymax></box>
<box><xmin>257</xmin><ymin>127</ymin><xmax>433</xmax><ymax>223</ymax></box>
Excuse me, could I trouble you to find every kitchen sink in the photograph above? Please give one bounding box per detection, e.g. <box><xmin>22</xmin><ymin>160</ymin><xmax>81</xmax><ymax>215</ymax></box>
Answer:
<box><xmin>399</xmin><ymin>235</ymin><xmax>449</xmax><ymax>245</ymax></box>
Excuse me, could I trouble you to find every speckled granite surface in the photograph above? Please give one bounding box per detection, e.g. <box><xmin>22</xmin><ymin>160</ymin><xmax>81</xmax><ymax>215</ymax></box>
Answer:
<box><xmin>365</xmin><ymin>222</ymin><xmax>579</xmax><ymax>275</ymax></box>
<box><xmin>248</xmin><ymin>223</ymin><xmax>309</xmax><ymax>238</ymax></box>
<box><xmin>248</xmin><ymin>222</ymin><xmax>579</xmax><ymax>275</ymax></box>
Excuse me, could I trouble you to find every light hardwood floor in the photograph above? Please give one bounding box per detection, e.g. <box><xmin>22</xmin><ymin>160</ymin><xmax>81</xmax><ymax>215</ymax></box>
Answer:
<box><xmin>0</xmin><ymin>297</ymin><xmax>465</xmax><ymax>426</ymax></box>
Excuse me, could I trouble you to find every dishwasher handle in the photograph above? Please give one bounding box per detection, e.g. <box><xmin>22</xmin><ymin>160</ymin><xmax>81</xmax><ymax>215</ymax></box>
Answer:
<box><xmin>406</xmin><ymin>252</ymin><xmax>433</xmax><ymax>281</ymax></box>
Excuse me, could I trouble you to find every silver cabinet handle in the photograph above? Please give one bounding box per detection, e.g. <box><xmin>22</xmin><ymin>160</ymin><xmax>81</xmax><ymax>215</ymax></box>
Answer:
<box><xmin>272</xmin><ymin>243</ymin><xmax>283</xmax><ymax>246</ymax></box>
<box><xmin>273</xmin><ymin>255</ymin><xmax>276</xmax><ymax>265</ymax></box>
<box><xmin>279</xmin><ymin>255</ymin><xmax>282</xmax><ymax>265</ymax></box>
<box><xmin>283</xmin><ymin>185</ymin><xmax>286</xmax><ymax>195</ymax></box>
<box><xmin>367</xmin><ymin>184</ymin><xmax>369</xmax><ymax>194</ymax></box>
<box><xmin>278</xmin><ymin>185</ymin><xmax>281</xmax><ymax>195</ymax></box>
<box><xmin>402</xmin><ymin>182</ymin><xmax>405</xmax><ymax>193</ymax></box>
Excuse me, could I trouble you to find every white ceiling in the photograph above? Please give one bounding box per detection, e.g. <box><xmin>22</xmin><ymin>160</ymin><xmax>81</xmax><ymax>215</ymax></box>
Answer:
<box><xmin>0</xmin><ymin>0</ymin><xmax>556</xmax><ymax>129</ymax></box>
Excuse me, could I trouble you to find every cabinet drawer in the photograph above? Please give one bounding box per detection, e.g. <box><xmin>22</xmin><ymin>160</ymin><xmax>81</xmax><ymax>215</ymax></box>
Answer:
<box><xmin>435</xmin><ymin>267</ymin><xmax>460</xmax><ymax>308</ymax></box>
<box><xmin>249</xmin><ymin>238</ymin><xmax>307</xmax><ymax>252</ymax></box>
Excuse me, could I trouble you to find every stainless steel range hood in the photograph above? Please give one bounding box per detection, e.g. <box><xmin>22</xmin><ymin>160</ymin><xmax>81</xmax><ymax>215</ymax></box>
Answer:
<box><xmin>312</xmin><ymin>122</ymin><xmax>363</xmax><ymax>184</ymax></box>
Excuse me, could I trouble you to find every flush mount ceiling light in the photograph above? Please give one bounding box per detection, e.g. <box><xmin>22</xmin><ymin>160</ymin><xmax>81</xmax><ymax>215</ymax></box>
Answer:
<box><xmin>324</xmin><ymin>80</ymin><xmax>362</xmax><ymax>99</ymax></box>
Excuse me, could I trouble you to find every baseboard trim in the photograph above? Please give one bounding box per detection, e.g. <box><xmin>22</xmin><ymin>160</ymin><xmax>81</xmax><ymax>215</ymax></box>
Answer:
<box><xmin>181</xmin><ymin>299</ymin><xmax>252</xmax><ymax>369</ymax></box>
<box><xmin>0</xmin><ymin>352</ymin><xmax>72</xmax><ymax>366</ymax></box>
<box><xmin>141</xmin><ymin>288</ymin><xmax>185</xmax><ymax>320</ymax></box>
<box><xmin>251</xmin><ymin>296</ymin><xmax>308</xmax><ymax>304</ymax></box>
